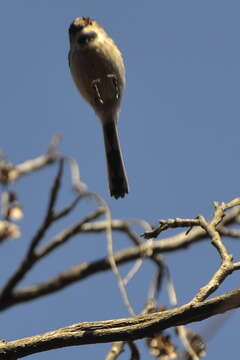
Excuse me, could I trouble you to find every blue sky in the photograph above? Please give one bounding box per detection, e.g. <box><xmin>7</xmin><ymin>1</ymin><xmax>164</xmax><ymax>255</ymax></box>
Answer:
<box><xmin>0</xmin><ymin>1</ymin><xmax>240</xmax><ymax>359</ymax></box>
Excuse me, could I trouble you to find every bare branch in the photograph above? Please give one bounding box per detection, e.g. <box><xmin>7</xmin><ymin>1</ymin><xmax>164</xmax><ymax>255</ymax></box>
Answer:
<box><xmin>36</xmin><ymin>206</ymin><xmax>106</xmax><ymax>258</ymax></box>
<box><xmin>0</xmin><ymin>207</ymin><xmax>105</xmax><ymax>310</ymax></box>
<box><xmin>217</xmin><ymin>226</ymin><xmax>240</xmax><ymax>238</ymax></box>
<box><xmin>52</xmin><ymin>195</ymin><xmax>82</xmax><ymax>221</ymax></box>
<box><xmin>1</xmin><ymin>203</ymin><xmax>240</xmax><ymax>311</ymax></box>
<box><xmin>0</xmin><ymin>288</ymin><xmax>240</xmax><ymax>359</ymax></box>
<box><xmin>191</xmin><ymin>200</ymin><xmax>240</xmax><ymax>303</ymax></box>
<box><xmin>143</xmin><ymin>203</ymin><xmax>240</xmax><ymax>240</ymax></box>
<box><xmin>0</xmin><ymin>163</ymin><xmax>96</xmax><ymax>302</ymax></box>
<box><xmin>91</xmin><ymin>193</ymin><xmax>135</xmax><ymax>316</ymax></box>
<box><xmin>177</xmin><ymin>326</ymin><xmax>199</xmax><ymax>360</ymax></box>
<box><xmin>0</xmin><ymin>140</ymin><xmax>59</xmax><ymax>185</ymax></box>
<box><xmin>105</xmin><ymin>342</ymin><xmax>125</xmax><ymax>360</ymax></box>
<box><xmin>127</xmin><ymin>341</ymin><xmax>140</xmax><ymax>360</ymax></box>
<box><xmin>28</xmin><ymin>159</ymin><xmax>64</xmax><ymax>254</ymax></box>
<box><xmin>0</xmin><ymin>161</ymin><xmax>64</xmax><ymax>299</ymax></box>
<box><xmin>143</xmin><ymin>218</ymin><xmax>201</xmax><ymax>239</ymax></box>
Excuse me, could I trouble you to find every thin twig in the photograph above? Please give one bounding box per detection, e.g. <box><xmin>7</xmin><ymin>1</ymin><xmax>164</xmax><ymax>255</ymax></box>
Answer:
<box><xmin>127</xmin><ymin>341</ymin><xmax>140</xmax><ymax>360</ymax></box>
<box><xmin>28</xmin><ymin>159</ymin><xmax>64</xmax><ymax>254</ymax></box>
<box><xmin>143</xmin><ymin>218</ymin><xmax>201</xmax><ymax>239</ymax></box>
<box><xmin>123</xmin><ymin>260</ymin><xmax>143</xmax><ymax>286</ymax></box>
<box><xmin>1</xmin><ymin>199</ymin><xmax>240</xmax><ymax>311</ymax></box>
<box><xmin>1</xmin><ymin>204</ymin><xmax>240</xmax><ymax>311</ymax></box>
<box><xmin>105</xmin><ymin>341</ymin><xmax>125</xmax><ymax>360</ymax></box>
<box><xmin>0</xmin><ymin>135</ymin><xmax>60</xmax><ymax>185</ymax></box>
<box><xmin>0</xmin><ymin>161</ymin><xmax>64</xmax><ymax>299</ymax></box>
<box><xmin>66</xmin><ymin>153</ymin><xmax>136</xmax><ymax>317</ymax></box>
<box><xmin>191</xmin><ymin>200</ymin><xmax>240</xmax><ymax>303</ymax></box>
<box><xmin>36</xmin><ymin>207</ymin><xmax>106</xmax><ymax>258</ymax></box>
<box><xmin>91</xmin><ymin>193</ymin><xmax>136</xmax><ymax>316</ymax></box>
<box><xmin>177</xmin><ymin>326</ymin><xmax>199</xmax><ymax>360</ymax></box>
<box><xmin>52</xmin><ymin>196</ymin><xmax>82</xmax><ymax>221</ymax></box>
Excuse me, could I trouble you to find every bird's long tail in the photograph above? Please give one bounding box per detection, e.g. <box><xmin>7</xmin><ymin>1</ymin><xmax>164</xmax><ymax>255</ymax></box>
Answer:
<box><xmin>102</xmin><ymin>121</ymin><xmax>129</xmax><ymax>199</ymax></box>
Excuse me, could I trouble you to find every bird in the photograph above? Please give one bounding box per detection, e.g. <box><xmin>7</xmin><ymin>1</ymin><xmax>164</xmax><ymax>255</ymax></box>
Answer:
<box><xmin>68</xmin><ymin>17</ymin><xmax>129</xmax><ymax>199</ymax></box>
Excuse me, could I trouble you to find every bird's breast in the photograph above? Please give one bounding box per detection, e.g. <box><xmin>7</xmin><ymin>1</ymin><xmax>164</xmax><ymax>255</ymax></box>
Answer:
<box><xmin>69</xmin><ymin>43</ymin><xmax>125</xmax><ymax>115</ymax></box>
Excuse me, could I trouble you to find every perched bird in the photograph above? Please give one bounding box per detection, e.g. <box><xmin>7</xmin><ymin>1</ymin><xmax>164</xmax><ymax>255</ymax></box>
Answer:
<box><xmin>68</xmin><ymin>17</ymin><xmax>129</xmax><ymax>199</ymax></box>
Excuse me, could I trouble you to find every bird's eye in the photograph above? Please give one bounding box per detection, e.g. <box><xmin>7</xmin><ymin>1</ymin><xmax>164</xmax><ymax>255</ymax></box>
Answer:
<box><xmin>69</xmin><ymin>23</ymin><xmax>84</xmax><ymax>36</ymax></box>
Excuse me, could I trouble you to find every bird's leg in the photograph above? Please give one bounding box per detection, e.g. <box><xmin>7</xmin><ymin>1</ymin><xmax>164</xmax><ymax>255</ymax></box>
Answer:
<box><xmin>91</xmin><ymin>79</ymin><xmax>104</xmax><ymax>104</ymax></box>
<box><xmin>107</xmin><ymin>74</ymin><xmax>119</xmax><ymax>100</ymax></box>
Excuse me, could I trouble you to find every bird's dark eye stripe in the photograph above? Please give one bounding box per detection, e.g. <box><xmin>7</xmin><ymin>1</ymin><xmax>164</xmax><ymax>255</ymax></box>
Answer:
<box><xmin>77</xmin><ymin>31</ymin><xmax>97</xmax><ymax>45</ymax></box>
<box><xmin>69</xmin><ymin>23</ymin><xmax>84</xmax><ymax>35</ymax></box>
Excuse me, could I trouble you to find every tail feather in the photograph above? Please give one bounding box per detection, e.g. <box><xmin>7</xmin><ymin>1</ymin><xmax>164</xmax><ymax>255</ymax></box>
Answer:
<box><xmin>102</xmin><ymin>122</ymin><xmax>129</xmax><ymax>199</ymax></box>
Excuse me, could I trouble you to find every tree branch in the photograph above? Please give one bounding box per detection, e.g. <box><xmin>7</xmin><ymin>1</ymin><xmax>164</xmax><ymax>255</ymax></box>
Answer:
<box><xmin>0</xmin><ymin>288</ymin><xmax>239</xmax><ymax>359</ymax></box>
<box><xmin>0</xmin><ymin>136</ymin><xmax>60</xmax><ymax>185</ymax></box>
<box><xmin>0</xmin><ymin>204</ymin><xmax>239</xmax><ymax>311</ymax></box>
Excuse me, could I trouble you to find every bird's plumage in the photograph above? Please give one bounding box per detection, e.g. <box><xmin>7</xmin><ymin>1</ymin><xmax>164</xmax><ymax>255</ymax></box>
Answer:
<box><xmin>68</xmin><ymin>17</ymin><xmax>129</xmax><ymax>198</ymax></box>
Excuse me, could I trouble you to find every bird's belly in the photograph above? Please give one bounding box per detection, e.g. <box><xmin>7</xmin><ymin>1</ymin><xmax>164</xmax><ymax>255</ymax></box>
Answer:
<box><xmin>70</xmin><ymin>50</ymin><xmax>122</xmax><ymax>111</ymax></box>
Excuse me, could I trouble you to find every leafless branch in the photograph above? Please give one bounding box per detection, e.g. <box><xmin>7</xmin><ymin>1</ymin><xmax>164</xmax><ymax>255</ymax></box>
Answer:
<box><xmin>191</xmin><ymin>200</ymin><xmax>240</xmax><ymax>303</ymax></box>
<box><xmin>127</xmin><ymin>341</ymin><xmax>140</xmax><ymax>360</ymax></box>
<box><xmin>0</xmin><ymin>288</ymin><xmax>239</xmax><ymax>359</ymax></box>
<box><xmin>36</xmin><ymin>206</ymin><xmax>106</xmax><ymax>258</ymax></box>
<box><xmin>0</xmin><ymin>162</ymin><xmax>104</xmax><ymax>305</ymax></box>
<box><xmin>0</xmin><ymin>135</ymin><xmax>60</xmax><ymax>185</ymax></box>
<box><xmin>105</xmin><ymin>342</ymin><xmax>125</xmax><ymax>360</ymax></box>
<box><xmin>0</xmin><ymin>160</ymin><xmax>65</xmax><ymax>299</ymax></box>
<box><xmin>1</xmin><ymin>201</ymin><xmax>240</xmax><ymax>311</ymax></box>
<box><xmin>1</xmin><ymin>147</ymin><xmax>240</xmax><ymax>360</ymax></box>
<box><xmin>143</xmin><ymin>218</ymin><xmax>201</xmax><ymax>239</ymax></box>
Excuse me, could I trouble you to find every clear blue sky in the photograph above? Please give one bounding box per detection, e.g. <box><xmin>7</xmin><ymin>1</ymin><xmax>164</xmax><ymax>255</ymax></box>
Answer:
<box><xmin>0</xmin><ymin>1</ymin><xmax>240</xmax><ymax>359</ymax></box>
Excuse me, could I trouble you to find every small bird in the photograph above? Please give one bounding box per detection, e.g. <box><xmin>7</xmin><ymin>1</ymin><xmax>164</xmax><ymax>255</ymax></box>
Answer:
<box><xmin>68</xmin><ymin>17</ymin><xmax>129</xmax><ymax>199</ymax></box>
